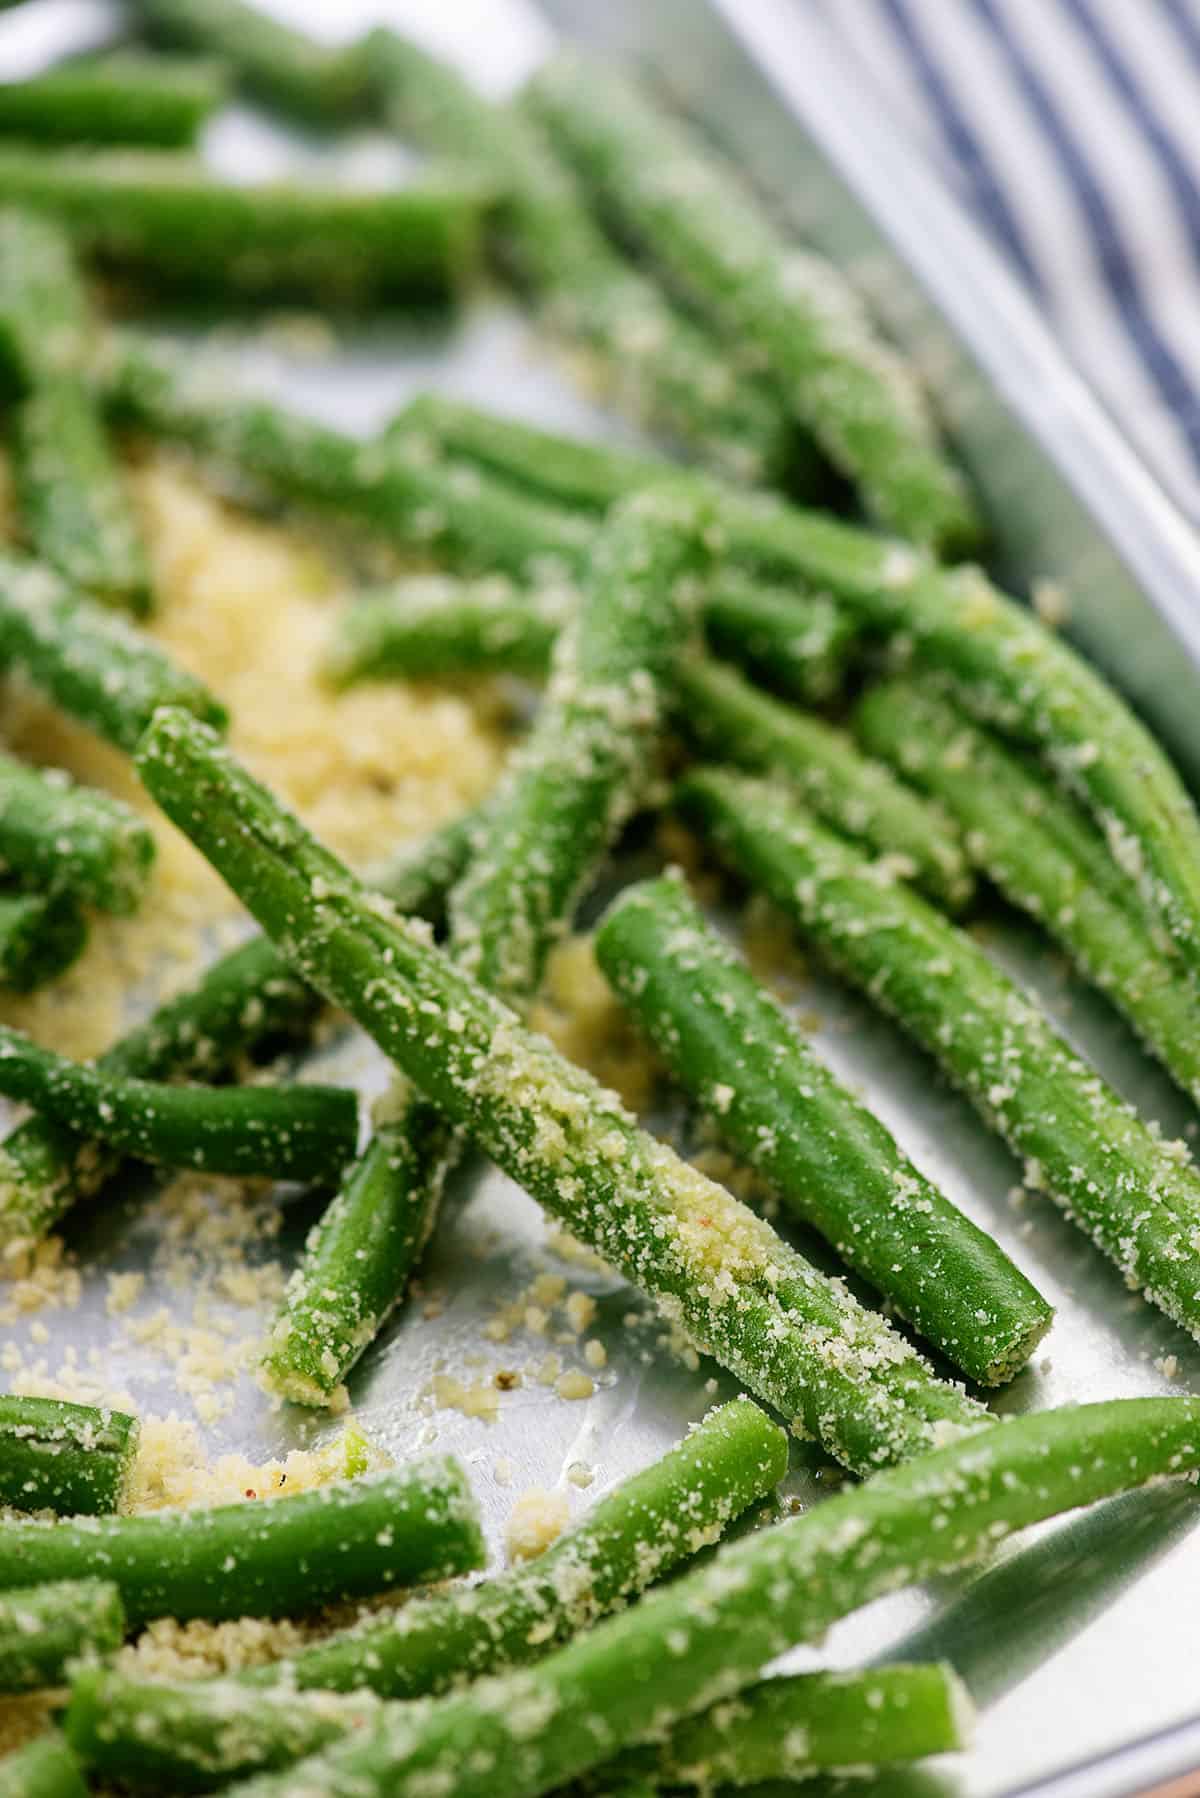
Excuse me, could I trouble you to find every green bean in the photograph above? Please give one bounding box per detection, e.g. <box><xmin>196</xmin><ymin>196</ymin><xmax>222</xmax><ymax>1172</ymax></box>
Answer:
<box><xmin>0</xmin><ymin>810</ymin><xmax>474</xmax><ymax>1254</ymax></box>
<box><xmin>595</xmin><ymin>874</ymin><xmax>1050</xmax><ymax>1384</ymax></box>
<box><xmin>135</xmin><ymin>0</ymin><xmax>370</xmax><ymax>126</ymax></box>
<box><xmin>325</xmin><ymin>566</ymin><xmax>856</xmax><ymax>708</ymax></box>
<box><xmin>700</xmin><ymin>575</ymin><xmax>856</xmax><ymax>706</ymax></box>
<box><xmin>0</xmin><ymin>1580</ymin><xmax>124</xmax><ymax>1694</ymax></box>
<box><xmin>0</xmin><ymin>53</ymin><xmax>228</xmax><ymax>147</ymax></box>
<box><xmin>218</xmin><ymin>1398</ymin><xmax>1200</xmax><ymax>1798</ymax></box>
<box><xmin>67</xmin><ymin>1673</ymin><xmax>378</xmax><ymax>1790</ymax></box>
<box><xmin>0</xmin><ymin>889</ymin><xmax>86</xmax><ymax>994</ymax></box>
<box><xmin>259</xmin><ymin>1099</ymin><xmax>454</xmax><ymax>1405</ymax></box>
<box><xmin>387</xmin><ymin>391</ymin><xmax>710</xmax><ymax>515</ymax></box>
<box><xmin>323</xmin><ymin>576</ymin><xmax>573</xmax><ymax>686</ymax></box>
<box><xmin>0</xmin><ymin>753</ymin><xmax>154</xmax><ymax>915</ymax></box>
<box><xmin>675</xmin><ymin>656</ymin><xmax>972</xmax><ymax>909</ymax></box>
<box><xmin>65</xmin><ymin>1658</ymin><xmax>965</xmax><ymax>1793</ymax></box>
<box><xmin>264</xmin><ymin>1398</ymin><xmax>786</xmax><ymax>1695</ymax></box>
<box><xmin>66</xmin><ymin>1401</ymin><xmax>788</xmax><ymax>1787</ymax></box>
<box><xmin>0</xmin><ymin>1736</ymin><xmax>87</xmax><ymax>1798</ymax></box>
<box><xmin>678</xmin><ymin>766</ymin><xmax>1200</xmax><ymax>1344</ymax></box>
<box><xmin>270</xmin><ymin>492</ymin><xmax>708</xmax><ymax>1404</ymax></box>
<box><xmin>138</xmin><ymin>706</ymin><xmax>989</xmax><ymax>1473</ymax></box>
<box><xmin>0</xmin><ymin>1395</ymin><xmax>139</xmax><ymax>1516</ymax></box>
<box><xmin>364</xmin><ymin>30</ymin><xmax>791</xmax><ymax>483</ymax></box>
<box><xmin>384</xmin><ymin>397</ymin><xmax>1200</xmax><ymax>986</ymax></box>
<box><xmin>0</xmin><ymin>553</ymin><xmax>225</xmax><ymax>752</ymax></box>
<box><xmin>856</xmin><ymin>676</ymin><xmax>1200</xmax><ymax>1106</ymax></box>
<box><xmin>0</xmin><ymin>210</ymin><xmax>151</xmax><ymax>613</ymax></box>
<box><xmin>450</xmin><ymin>491</ymin><xmax>706</xmax><ymax>999</ymax></box>
<box><xmin>607</xmin><ymin>1662</ymin><xmax>971</xmax><ymax>1789</ymax></box>
<box><xmin>0</xmin><ymin>148</ymin><xmax>485</xmax><ymax>303</ymax></box>
<box><xmin>0</xmin><ymin>1024</ymin><xmax>357</xmax><ymax>1182</ymax></box>
<box><xmin>523</xmin><ymin>55</ymin><xmax>980</xmax><ymax>553</ymax></box>
<box><xmin>99</xmin><ymin>331</ymin><xmax>590</xmax><ymax>579</ymax></box>
<box><xmin>0</xmin><ymin>1458</ymin><xmax>482</xmax><ymax>1627</ymax></box>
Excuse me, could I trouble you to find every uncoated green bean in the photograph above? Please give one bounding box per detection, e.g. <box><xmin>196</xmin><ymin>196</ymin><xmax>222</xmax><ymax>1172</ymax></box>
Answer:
<box><xmin>138</xmin><ymin>705</ymin><xmax>991</xmax><ymax>1474</ymax></box>
<box><xmin>0</xmin><ymin>1395</ymin><xmax>139</xmax><ymax>1516</ymax></box>
<box><xmin>678</xmin><ymin>766</ymin><xmax>1200</xmax><ymax>1345</ymax></box>
<box><xmin>595</xmin><ymin>873</ymin><xmax>1051</xmax><ymax>1385</ymax></box>
<box><xmin>135</xmin><ymin>0</ymin><xmax>371</xmax><ymax>126</ymax></box>
<box><xmin>0</xmin><ymin>1025</ymin><xmax>358</xmax><ymax>1182</ymax></box>
<box><xmin>523</xmin><ymin>54</ymin><xmax>981</xmax><ymax>553</ymax></box>
<box><xmin>0</xmin><ymin>753</ymin><xmax>154</xmax><ymax>915</ymax></box>
<box><xmin>0</xmin><ymin>148</ymin><xmax>486</xmax><ymax>303</ymax></box>
<box><xmin>856</xmin><ymin>675</ymin><xmax>1200</xmax><ymax>1108</ymax></box>
<box><xmin>0</xmin><ymin>1580</ymin><xmax>124</xmax><ymax>1694</ymax></box>
<box><xmin>0</xmin><ymin>810</ymin><xmax>475</xmax><ymax>1254</ymax></box>
<box><xmin>0</xmin><ymin>53</ymin><xmax>228</xmax><ymax>147</ymax></box>
<box><xmin>0</xmin><ymin>210</ymin><xmax>151</xmax><ymax>613</ymax></box>
<box><xmin>0</xmin><ymin>1459</ymin><xmax>483</xmax><ymax>1627</ymax></box>
<box><xmin>212</xmin><ymin>1399</ymin><xmax>1200</xmax><ymax>1798</ymax></box>
<box><xmin>364</xmin><ymin>29</ymin><xmax>791</xmax><ymax>483</ymax></box>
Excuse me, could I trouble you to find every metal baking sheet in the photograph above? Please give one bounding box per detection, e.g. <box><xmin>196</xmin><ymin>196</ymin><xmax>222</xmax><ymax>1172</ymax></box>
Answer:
<box><xmin>6</xmin><ymin>4</ymin><xmax>1200</xmax><ymax>1796</ymax></box>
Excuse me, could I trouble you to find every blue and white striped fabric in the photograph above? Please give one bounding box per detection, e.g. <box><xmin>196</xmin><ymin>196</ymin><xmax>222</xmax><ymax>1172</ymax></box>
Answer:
<box><xmin>825</xmin><ymin>0</ymin><xmax>1200</xmax><ymax>521</ymax></box>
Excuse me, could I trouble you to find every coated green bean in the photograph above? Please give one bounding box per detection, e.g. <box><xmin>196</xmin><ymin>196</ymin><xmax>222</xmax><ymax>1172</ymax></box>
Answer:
<box><xmin>0</xmin><ymin>1395</ymin><xmax>139</xmax><ymax>1516</ymax></box>
<box><xmin>856</xmin><ymin>675</ymin><xmax>1200</xmax><ymax>1106</ymax></box>
<box><xmin>365</xmin><ymin>30</ymin><xmax>791</xmax><ymax>482</ymax></box>
<box><xmin>0</xmin><ymin>753</ymin><xmax>154</xmax><ymax>915</ymax></box>
<box><xmin>0</xmin><ymin>1736</ymin><xmax>87</xmax><ymax>1798</ymax></box>
<box><xmin>0</xmin><ymin>1025</ymin><xmax>358</xmax><ymax>1182</ymax></box>
<box><xmin>524</xmin><ymin>54</ymin><xmax>980</xmax><ymax>552</ymax></box>
<box><xmin>675</xmin><ymin>655</ymin><xmax>972</xmax><ymax>909</ymax></box>
<box><xmin>0</xmin><ymin>1580</ymin><xmax>124</xmax><ymax>1694</ymax></box>
<box><xmin>138</xmin><ymin>706</ymin><xmax>990</xmax><ymax>1473</ymax></box>
<box><xmin>66</xmin><ymin>1401</ymin><xmax>789</xmax><ymax>1786</ymax></box>
<box><xmin>678</xmin><ymin>766</ymin><xmax>1200</xmax><ymax>1344</ymax></box>
<box><xmin>0</xmin><ymin>210</ymin><xmax>151</xmax><ymax>613</ymax></box>
<box><xmin>0</xmin><ymin>811</ymin><xmax>475</xmax><ymax>1253</ymax></box>
<box><xmin>136</xmin><ymin>0</ymin><xmax>370</xmax><ymax>126</ymax></box>
<box><xmin>0</xmin><ymin>553</ymin><xmax>225</xmax><ymax>751</ymax></box>
<box><xmin>0</xmin><ymin>1458</ymin><xmax>483</xmax><ymax>1627</ymax></box>
<box><xmin>0</xmin><ymin>890</ymin><xmax>86</xmax><ymax>994</ymax></box>
<box><xmin>595</xmin><ymin>873</ymin><xmax>1050</xmax><ymax>1384</ymax></box>
<box><xmin>219</xmin><ymin>1398</ymin><xmax>1200</xmax><ymax>1798</ymax></box>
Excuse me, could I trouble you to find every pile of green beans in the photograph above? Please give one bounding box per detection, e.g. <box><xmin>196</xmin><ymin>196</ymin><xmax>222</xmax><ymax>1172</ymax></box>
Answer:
<box><xmin>0</xmin><ymin>809</ymin><xmax>475</xmax><ymax>1254</ymax></box>
<box><xmin>679</xmin><ymin>767</ymin><xmax>1200</xmax><ymax>1344</ymax></box>
<box><xmin>203</xmin><ymin>1400</ymin><xmax>1200</xmax><ymax>1798</ymax></box>
<box><xmin>523</xmin><ymin>54</ymin><xmax>981</xmax><ymax>552</ymax></box>
<box><xmin>7</xmin><ymin>29</ymin><xmax>1200</xmax><ymax>1798</ymax></box>
<box><xmin>139</xmin><ymin>705</ymin><xmax>990</xmax><ymax>1474</ymax></box>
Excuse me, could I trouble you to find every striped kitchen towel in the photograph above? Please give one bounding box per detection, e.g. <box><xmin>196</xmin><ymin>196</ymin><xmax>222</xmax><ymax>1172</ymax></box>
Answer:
<box><xmin>825</xmin><ymin>0</ymin><xmax>1200</xmax><ymax>521</ymax></box>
